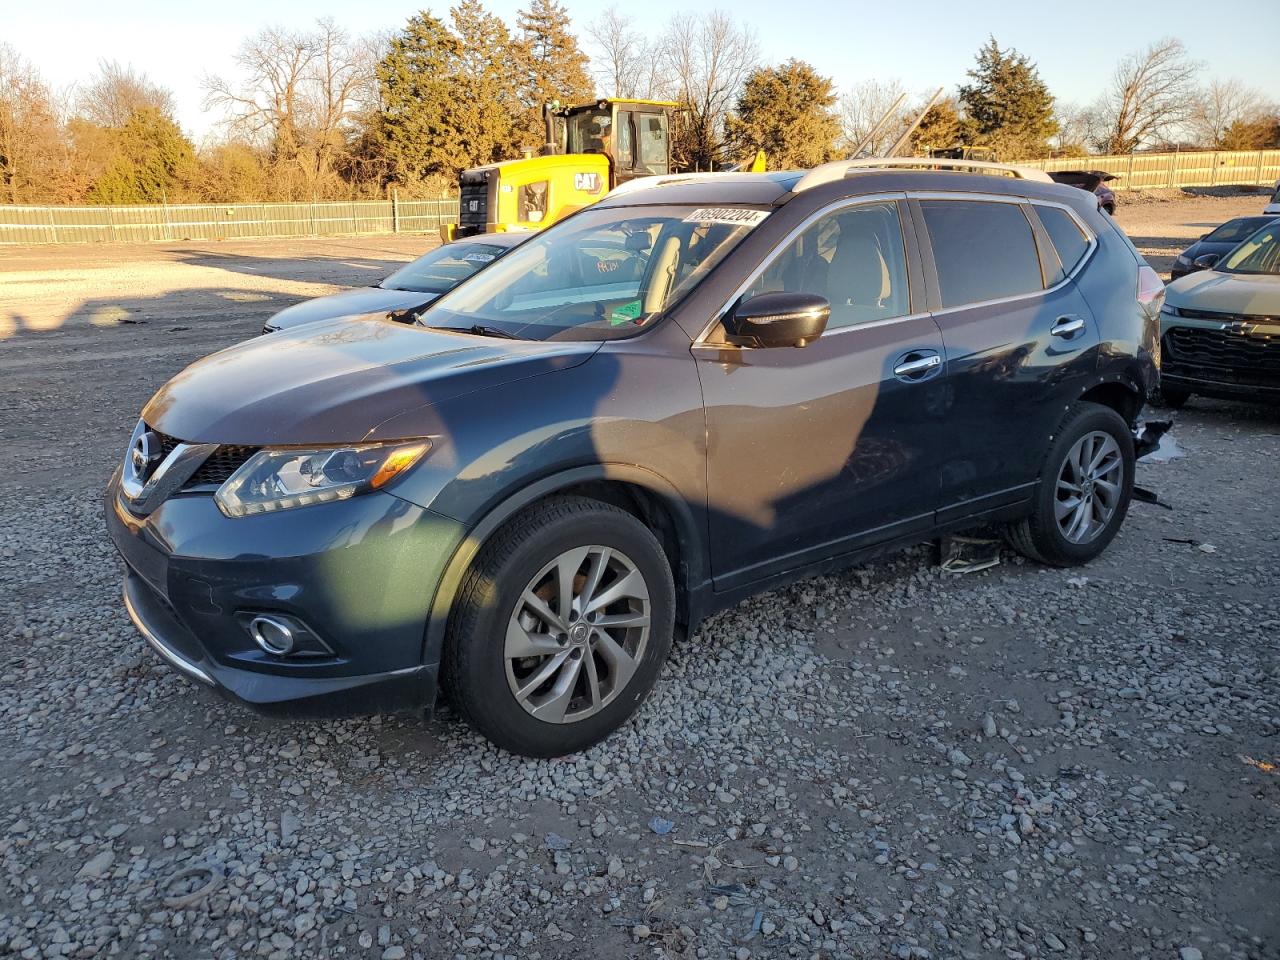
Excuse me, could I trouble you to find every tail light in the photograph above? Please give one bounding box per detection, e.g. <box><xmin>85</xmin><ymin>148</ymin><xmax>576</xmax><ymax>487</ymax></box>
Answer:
<box><xmin>1137</xmin><ymin>264</ymin><xmax>1165</xmax><ymax>321</ymax></box>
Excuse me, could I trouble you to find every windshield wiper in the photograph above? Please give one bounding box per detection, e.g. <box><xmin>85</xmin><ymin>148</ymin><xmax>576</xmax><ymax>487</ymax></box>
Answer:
<box><xmin>440</xmin><ymin>323</ymin><xmax>520</xmax><ymax>340</ymax></box>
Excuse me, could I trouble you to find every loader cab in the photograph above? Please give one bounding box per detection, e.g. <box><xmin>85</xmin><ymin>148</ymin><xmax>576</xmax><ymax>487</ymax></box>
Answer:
<box><xmin>561</xmin><ymin>99</ymin><xmax>677</xmax><ymax>182</ymax></box>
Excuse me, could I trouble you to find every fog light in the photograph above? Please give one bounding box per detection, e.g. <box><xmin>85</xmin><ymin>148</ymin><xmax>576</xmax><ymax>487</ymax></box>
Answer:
<box><xmin>248</xmin><ymin>616</ymin><xmax>295</xmax><ymax>655</ymax></box>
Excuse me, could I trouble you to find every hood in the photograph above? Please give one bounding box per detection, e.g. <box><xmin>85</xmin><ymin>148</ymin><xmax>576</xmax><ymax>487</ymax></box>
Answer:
<box><xmin>266</xmin><ymin>286</ymin><xmax>438</xmax><ymax>331</ymax></box>
<box><xmin>144</xmin><ymin>316</ymin><xmax>600</xmax><ymax>445</ymax></box>
<box><xmin>1166</xmin><ymin>270</ymin><xmax>1280</xmax><ymax>316</ymax></box>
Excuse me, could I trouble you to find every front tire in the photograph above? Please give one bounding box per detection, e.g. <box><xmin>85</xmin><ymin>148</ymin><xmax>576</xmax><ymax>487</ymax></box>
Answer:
<box><xmin>443</xmin><ymin>496</ymin><xmax>675</xmax><ymax>757</ymax></box>
<box><xmin>1006</xmin><ymin>402</ymin><xmax>1135</xmax><ymax>567</ymax></box>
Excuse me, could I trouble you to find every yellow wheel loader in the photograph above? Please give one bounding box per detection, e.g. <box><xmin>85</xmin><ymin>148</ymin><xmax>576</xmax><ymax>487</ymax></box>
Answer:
<box><xmin>442</xmin><ymin>98</ymin><xmax>682</xmax><ymax>242</ymax></box>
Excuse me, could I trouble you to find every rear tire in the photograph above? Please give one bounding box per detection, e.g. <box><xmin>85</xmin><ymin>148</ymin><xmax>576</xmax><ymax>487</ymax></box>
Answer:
<box><xmin>1005</xmin><ymin>402</ymin><xmax>1135</xmax><ymax>567</ymax></box>
<box><xmin>443</xmin><ymin>496</ymin><xmax>675</xmax><ymax>757</ymax></box>
<box><xmin>1158</xmin><ymin>386</ymin><xmax>1191</xmax><ymax>408</ymax></box>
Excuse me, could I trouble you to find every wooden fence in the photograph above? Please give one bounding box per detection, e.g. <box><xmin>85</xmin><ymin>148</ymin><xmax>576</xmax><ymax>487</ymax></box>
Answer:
<box><xmin>1019</xmin><ymin>149</ymin><xmax>1280</xmax><ymax>192</ymax></box>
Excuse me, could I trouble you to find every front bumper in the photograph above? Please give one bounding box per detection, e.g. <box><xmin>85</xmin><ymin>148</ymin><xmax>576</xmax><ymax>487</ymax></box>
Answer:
<box><xmin>105</xmin><ymin>473</ymin><xmax>467</xmax><ymax>717</ymax></box>
<box><xmin>1159</xmin><ymin>320</ymin><xmax>1280</xmax><ymax>403</ymax></box>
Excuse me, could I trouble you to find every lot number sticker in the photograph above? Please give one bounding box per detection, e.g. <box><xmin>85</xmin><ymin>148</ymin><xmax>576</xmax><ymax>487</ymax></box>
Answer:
<box><xmin>683</xmin><ymin>208</ymin><xmax>770</xmax><ymax>227</ymax></box>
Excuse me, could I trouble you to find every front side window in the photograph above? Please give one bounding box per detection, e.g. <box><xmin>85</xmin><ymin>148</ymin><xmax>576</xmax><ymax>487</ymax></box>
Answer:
<box><xmin>744</xmin><ymin>201</ymin><xmax>910</xmax><ymax>329</ymax></box>
<box><xmin>636</xmin><ymin>113</ymin><xmax>669</xmax><ymax>175</ymax></box>
<box><xmin>1037</xmin><ymin>205</ymin><xmax>1091</xmax><ymax>278</ymax></box>
<box><xmin>921</xmin><ymin>199</ymin><xmax>1044</xmax><ymax>308</ymax></box>
<box><xmin>1221</xmin><ymin>220</ymin><xmax>1280</xmax><ymax>275</ymax></box>
<box><xmin>381</xmin><ymin>242</ymin><xmax>510</xmax><ymax>294</ymax></box>
<box><xmin>423</xmin><ymin>204</ymin><xmax>767</xmax><ymax>341</ymax></box>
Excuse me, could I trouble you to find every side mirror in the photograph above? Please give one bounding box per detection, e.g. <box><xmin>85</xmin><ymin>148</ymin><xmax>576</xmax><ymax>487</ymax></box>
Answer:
<box><xmin>724</xmin><ymin>292</ymin><xmax>830</xmax><ymax>348</ymax></box>
<box><xmin>1192</xmin><ymin>253</ymin><xmax>1220</xmax><ymax>271</ymax></box>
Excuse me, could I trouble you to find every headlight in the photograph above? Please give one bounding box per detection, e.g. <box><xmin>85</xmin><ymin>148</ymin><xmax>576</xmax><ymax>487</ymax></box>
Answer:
<box><xmin>1160</xmin><ymin>303</ymin><xmax>1180</xmax><ymax>317</ymax></box>
<box><xmin>215</xmin><ymin>440</ymin><xmax>431</xmax><ymax>518</ymax></box>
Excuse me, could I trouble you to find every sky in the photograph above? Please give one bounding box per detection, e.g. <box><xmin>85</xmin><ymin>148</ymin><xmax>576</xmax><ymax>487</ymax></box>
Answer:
<box><xmin>8</xmin><ymin>0</ymin><xmax>1276</xmax><ymax>141</ymax></box>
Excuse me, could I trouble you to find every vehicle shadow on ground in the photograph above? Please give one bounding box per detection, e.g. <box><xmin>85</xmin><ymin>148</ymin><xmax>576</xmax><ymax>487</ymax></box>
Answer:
<box><xmin>0</xmin><ymin>286</ymin><xmax>306</xmax><ymax>343</ymax></box>
<box><xmin>172</xmin><ymin>247</ymin><xmax>415</xmax><ymax>287</ymax></box>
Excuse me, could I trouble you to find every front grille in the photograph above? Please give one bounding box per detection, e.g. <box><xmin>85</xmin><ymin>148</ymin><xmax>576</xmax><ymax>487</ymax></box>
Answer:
<box><xmin>150</xmin><ymin>428</ymin><xmax>258</xmax><ymax>490</ymax></box>
<box><xmin>190</xmin><ymin>445</ymin><xmax>258</xmax><ymax>486</ymax></box>
<box><xmin>1162</xmin><ymin>326</ymin><xmax>1280</xmax><ymax>387</ymax></box>
<box><xmin>459</xmin><ymin>175</ymin><xmax>489</xmax><ymax>230</ymax></box>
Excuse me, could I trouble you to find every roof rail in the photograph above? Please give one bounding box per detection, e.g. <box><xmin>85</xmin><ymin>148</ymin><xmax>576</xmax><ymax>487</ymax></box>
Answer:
<box><xmin>792</xmin><ymin>157</ymin><xmax>1053</xmax><ymax>193</ymax></box>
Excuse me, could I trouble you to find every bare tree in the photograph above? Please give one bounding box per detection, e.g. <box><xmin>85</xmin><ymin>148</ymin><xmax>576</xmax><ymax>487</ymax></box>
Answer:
<box><xmin>203</xmin><ymin>19</ymin><xmax>374</xmax><ymax>196</ymax></box>
<box><xmin>1092</xmin><ymin>38</ymin><xmax>1200</xmax><ymax>153</ymax></box>
<box><xmin>587</xmin><ymin>7</ymin><xmax>638</xmax><ymax>98</ymax></box>
<box><xmin>838</xmin><ymin>79</ymin><xmax>910</xmax><ymax>156</ymax></box>
<box><xmin>0</xmin><ymin>43</ymin><xmax>68</xmax><ymax>203</ymax></box>
<box><xmin>1189</xmin><ymin>78</ymin><xmax>1266</xmax><ymax>148</ymax></box>
<box><xmin>1051</xmin><ymin>102</ymin><xmax>1093</xmax><ymax>155</ymax></box>
<box><xmin>659</xmin><ymin>11</ymin><xmax>759</xmax><ymax>170</ymax></box>
<box><xmin>76</xmin><ymin>61</ymin><xmax>175</xmax><ymax>127</ymax></box>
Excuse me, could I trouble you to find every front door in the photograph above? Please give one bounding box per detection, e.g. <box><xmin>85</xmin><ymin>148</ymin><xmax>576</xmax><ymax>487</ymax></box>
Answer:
<box><xmin>695</xmin><ymin>199</ymin><xmax>949</xmax><ymax>592</ymax></box>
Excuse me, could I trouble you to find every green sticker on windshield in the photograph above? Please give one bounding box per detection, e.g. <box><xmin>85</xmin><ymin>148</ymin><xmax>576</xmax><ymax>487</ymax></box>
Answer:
<box><xmin>610</xmin><ymin>299</ymin><xmax>643</xmax><ymax>326</ymax></box>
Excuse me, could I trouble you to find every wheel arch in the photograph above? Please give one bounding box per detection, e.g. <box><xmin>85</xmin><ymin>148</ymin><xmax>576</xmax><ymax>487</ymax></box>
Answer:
<box><xmin>421</xmin><ymin>464</ymin><xmax>706</xmax><ymax>670</ymax></box>
<box><xmin>1078</xmin><ymin>376</ymin><xmax>1143</xmax><ymax>426</ymax></box>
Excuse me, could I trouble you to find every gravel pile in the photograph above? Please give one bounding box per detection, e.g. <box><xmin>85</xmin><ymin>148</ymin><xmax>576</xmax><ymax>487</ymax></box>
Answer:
<box><xmin>1</xmin><ymin>227</ymin><xmax>1276</xmax><ymax>959</ymax></box>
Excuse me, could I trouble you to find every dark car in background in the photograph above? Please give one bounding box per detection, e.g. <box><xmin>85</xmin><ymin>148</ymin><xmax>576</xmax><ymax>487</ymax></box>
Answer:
<box><xmin>1160</xmin><ymin>216</ymin><xmax>1280</xmax><ymax>407</ymax></box>
<box><xmin>261</xmin><ymin>232</ymin><xmax>526</xmax><ymax>334</ymax></box>
<box><xmin>106</xmin><ymin>160</ymin><xmax>1159</xmax><ymax>757</ymax></box>
<box><xmin>1170</xmin><ymin>215</ymin><xmax>1277</xmax><ymax>280</ymax></box>
<box><xmin>1048</xmin><ymin>170</ymin><xmax>1119</xmax><ymax>215</ymax></box>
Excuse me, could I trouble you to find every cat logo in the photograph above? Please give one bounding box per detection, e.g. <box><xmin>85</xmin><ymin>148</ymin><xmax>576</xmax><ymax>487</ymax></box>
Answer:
<box><xmin>574</xmin><ymin>172</ymin><xmax>603</xmax><ymax>195</ymax></box>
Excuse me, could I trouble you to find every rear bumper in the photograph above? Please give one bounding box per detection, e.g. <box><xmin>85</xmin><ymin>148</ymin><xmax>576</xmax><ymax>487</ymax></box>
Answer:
<box><xmin>105</xmin><ymin>473</ymin><xmax>466</xmax><ymax>718</ymax></box>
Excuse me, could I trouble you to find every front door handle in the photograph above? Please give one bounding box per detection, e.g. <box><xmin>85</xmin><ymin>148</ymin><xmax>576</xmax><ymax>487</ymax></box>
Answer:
<box><xmin>1051</xmin><ymin>316</ymin><xmax>1086</xmax><ymax>338</ymax></box>
<box><xmin>893</xmin><ymin>353</ymin><xmax>942</xmax><ymax>379</ymax></box>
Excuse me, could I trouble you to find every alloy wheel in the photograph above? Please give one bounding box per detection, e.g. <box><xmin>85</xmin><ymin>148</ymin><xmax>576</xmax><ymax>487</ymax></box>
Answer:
<box><xmin>1055</xmin><ymin>431</ymin><xmax>1123</xmax><ymax>544</ymax></box>
<box><xmin>504</xmin><ymin>545</ymin><xmax>651</xmax><ymax>724</ymax></box>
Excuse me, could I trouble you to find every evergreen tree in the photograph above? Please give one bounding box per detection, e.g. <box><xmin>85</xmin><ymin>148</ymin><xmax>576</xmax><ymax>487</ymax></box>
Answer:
<box><xmin>958</xmin><ymin>37</ymin><xmax>1057</xmax><ymax>159</ymax></box>
<box><xmin>86</xmin><ymin>107</ymin><xmax>198</xmax><ymax>203</ymax></box>
<box><xmin>450</xmin><ymin>0</ymin><xmax>524</xmax><ymax>164</ymax></box>
<box><xmin>515</xmin><ymin>0</ymin><xmax>594</xmax><ymax>148</ymax></box>
<box><xmin>724</xmin><ymin>59</ymin><xmax>840</xmax><ymax>168</ymax></box>
<box><xmin>376</xmin><ymin>12</ymin><xmax>465</xmax><ymax>186</ymax></box>
<box><xmin>910</xmin><ymin>99</ymin><xmax>976</xmax><ymax>155</ymax></box>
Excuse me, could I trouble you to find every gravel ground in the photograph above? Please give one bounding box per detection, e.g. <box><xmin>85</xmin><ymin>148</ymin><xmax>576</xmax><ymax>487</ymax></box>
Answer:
<box><xmin>1</xmin><ymin>204</ymin><xmax>1278</xmax><ymax>960</ymax></box>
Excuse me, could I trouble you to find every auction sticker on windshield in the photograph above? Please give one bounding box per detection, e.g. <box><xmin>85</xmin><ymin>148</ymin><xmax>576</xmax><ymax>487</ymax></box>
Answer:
<box><xmin>683</xmin><ymin>208</ymin><xmax>770</xmax><ymax>226</ymax></box>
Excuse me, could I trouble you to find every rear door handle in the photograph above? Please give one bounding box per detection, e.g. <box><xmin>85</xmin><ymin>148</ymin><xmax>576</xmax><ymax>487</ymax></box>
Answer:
<box><xmin>1051</xmin><ymin>316</ymin><xmax>1086</xmax><ymax>338</ymax></box>
<box><xmin>893</xmin><ymin>352</ymin><xmax>942</xmax><ymax>380</ymax></box>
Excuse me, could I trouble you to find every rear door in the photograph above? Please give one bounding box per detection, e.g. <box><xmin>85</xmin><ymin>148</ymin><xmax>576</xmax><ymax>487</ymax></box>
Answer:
<box><xmin>910</xmin><ymin>196</ymin><xmax>1100</xmax><ymax>520</ymax></box>
<box><xmin>695</xmin><ymin>197</ymin><xmax>950</xmax><ymax>592</ymax></box>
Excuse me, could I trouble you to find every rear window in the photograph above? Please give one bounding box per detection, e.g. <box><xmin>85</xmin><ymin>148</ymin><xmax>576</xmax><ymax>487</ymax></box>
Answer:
<box><xmin>1037</xmin><ymin>205</ymin><xmax>1091</xmax><ymax>276</ymax></box>
<box><xmin>921</xmin><ymin>200</ymin><xmax>1044</xmax><ymax>308</ymax></box>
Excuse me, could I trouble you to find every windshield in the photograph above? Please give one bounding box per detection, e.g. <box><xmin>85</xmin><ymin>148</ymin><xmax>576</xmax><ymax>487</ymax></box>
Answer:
<box><xmin>421</xmin><ymin>204</ymin><xmax>768</xmax><ymax>341</ymax></box>
<box><xmin>1205</xmin><ymin>217</ymin><xmax>1275</xmax><ymax>244</ymax></box>
<box><xmin>1220</xmin><ymin>220</ymin><xmax>1280</xmax><ymax>275</ymax></box>
<box><xmin>382</xmin><ymin>242</ymin><xmax>510</xmax><ymax>294</ymax></box>
<box><xmin>566</xmin><ymin>108</ymin><xmax>611</xmax><ymax>156</ymax></box>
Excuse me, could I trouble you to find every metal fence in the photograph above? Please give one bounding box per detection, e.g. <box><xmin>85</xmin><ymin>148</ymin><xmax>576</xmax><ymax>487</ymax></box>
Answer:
<box><xmin>0</xmin><ymin>198</ymin><xmax>460</xmax><ymax>245</ymax></box>
<box><xmin>1019</xmin><ymin>149</ymin><xmax>1280</xmax><ymax>192</ymax></box>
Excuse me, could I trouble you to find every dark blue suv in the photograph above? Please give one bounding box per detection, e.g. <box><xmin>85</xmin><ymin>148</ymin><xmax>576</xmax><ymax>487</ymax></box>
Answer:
<box><xmin>106</xmin><ymin>160</ymin><xmax>1162</xmax><ymax>756</ymax></box>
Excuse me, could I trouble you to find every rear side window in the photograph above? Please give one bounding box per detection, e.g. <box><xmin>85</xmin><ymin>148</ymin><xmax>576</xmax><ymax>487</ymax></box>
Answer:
<box><xmin>921</xmin><ymin>200</ymin><xmax>1043</xmax><ymax>308</ymax></box>
<box><xmin>1037</xmin><ymin>205</ymin><xmax>1091</xmax><ymax>275</ymax></box>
